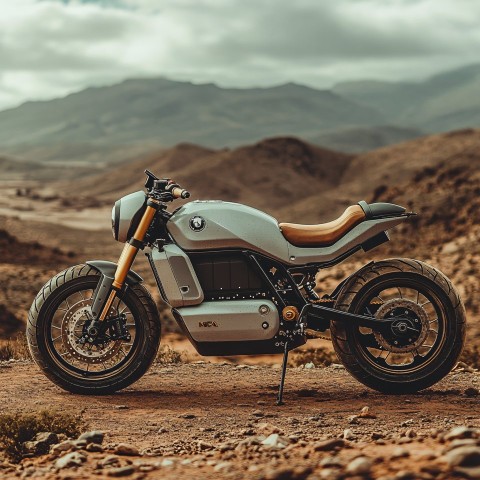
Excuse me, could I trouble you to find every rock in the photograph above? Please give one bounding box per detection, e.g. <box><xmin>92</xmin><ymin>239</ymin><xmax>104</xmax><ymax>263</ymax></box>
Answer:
<box><xmin>213</xmin><ymin>462</ymin><xmax>233</xmax><ymax>472</ymax></box>
<box><xmin>318</xmin><ymin>468</ymin><xmax>342</xmax><ymax>480</ymax></box>
<box><xmin>391</xmin><ymin>447</ymin><xmax>410</xmax><ymax>459</ymax></box>
<box><xmin>343</xmin><ymin>429</ymin><xmax>355</xmax><ymax>440</ymax></box>
<box><xmin>251</xmin><ymin>410</ymin><xmax>265</xmax><ymax>417</ymax></box>
<box><xmin>313</xmin><ymin>438</ymin><xmax>345</xmax><ymax>451</ymax></box>
<box><xmin>161</xmin><ymin>459</ymin><xmax>175</xmax><ymax>467</ymax></box>
<box><xmin>261</xmin><ymin>433</ymin><xmax>289</xmax><ymax>449</ymax></box>
<box><xmin>304</xmin><ymin>362</ymin><xmax>315</xmax><ymax>369</ymax></box>
<box><xmin>114</xmin><ymin>443</ymin><xmax>140</xmax><ymax>456</ymax></box>
<box><xmin>115</xmin><ymin>405</ymin><xmax>129</xmax><ymax>410</ymax></box>
<box><xmin>465</xmin><ymin>388</ymin><xmax>479</xmax><ymax>397</ymax></box>
<box><xmin>55</xmin><ymin>451</ymin><xmax>86</xmax><ymax>469</ymax></box>
<box><xmin>101</xmin><ymin>455</ymin><xmax>121</xmax><ymax>467</ymax></box>
<box><xmin>50</xmin><ymin>440</ymin><xmax>77</xmax><ymax>455</ymax></box>
<box><xmin>445</xmin><ymin>446</ymin><xmax>480</xmax><ymax>467</ymax></box>
<box><xmin>197</xmin><ymin>440</ymin><xmax>214</xmax><ymax>451</ymax></box>
<box><xmin>454</xmin><ymin>466</ymin><xmax>480</xmax><ymax>479</ymax></box>
<box><xmin>345</xmin><ymin>456</ymin><xmax>373</xmax><ymax>476</ymax></box>
<box><xmin>78</xmin><ymin>431</ymin><xmax>104</xmax><ymax>445</ymax></box>
<box><xmin>24</xmin><ymin>432</ymin><xmax>58</xmax><ymax>455</ymax></box>
<box><xmin>257</xmin><ymin>422</ymin><xmax>284</xmax><ymax>435</ymax></box>
<box><xmin>107</xmin><ymin>466</ymin><xmax>136</xmax><ymax>477</ymax></box>
<box><xmin>445</xmin><ymin>426</ymin><xmax>479</xmax><ymax>441</ymax></box>
<box><xmin>158</xmin><ymin>427</ymin><xmax>168</xmax><ymax>434</ymax></box>
<box><xmin>359</xmin><ymin>406</ymin><xmax>376</xmax><ymax>418</ymax></box>
<box><xmin>347</xmin><ymin>415</ymin><xmax>359</xmax><ymax>424</ymax></box>
<box><xmin>404</xmin><ymin>428</ymin><xmax>417</xmax><ymax>438</ymax></box>
<box><xmin>371</xmin><ymin>432</ymin><xmax>384</xmax><ymax>440</ymax></box>
<box><xmin>86</xmin><ymin>443</ymin><xmax>104</xmax><ymax>452</ymax></box>
<box><xmin>179</xmin><ymin>413</ymin><xmax>196</xmax><ymax>419</ymax></box>
<box><xmin>320</xmin><ymin>456</ymin><xmax>345</xmax><ymax>468</ymax></box>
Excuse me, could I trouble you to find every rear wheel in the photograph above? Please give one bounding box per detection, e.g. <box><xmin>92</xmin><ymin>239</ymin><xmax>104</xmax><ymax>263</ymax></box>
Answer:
<box><xmin>27</xmin><ymin>264</ymin><xmax>161</xmax><ymax>394</ymax></box>
<box><xmin>330</xmin><ymin>258</ymin><xmax>466</xmax><ymax>394</ymax></box>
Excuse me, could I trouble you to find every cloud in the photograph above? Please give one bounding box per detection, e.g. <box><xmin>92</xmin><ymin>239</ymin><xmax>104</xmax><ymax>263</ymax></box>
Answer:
<box><xmin>1</xmin><ymin>0</ymin><xmax>480</xmax><ymax>109</ymax></box>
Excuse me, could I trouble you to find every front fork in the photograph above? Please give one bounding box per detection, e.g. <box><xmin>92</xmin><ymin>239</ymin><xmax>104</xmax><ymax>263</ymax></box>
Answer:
<box><xmin>89</xmin><ymin>201</ymin><xmax>158</xmax><ymax>329</ymax></box>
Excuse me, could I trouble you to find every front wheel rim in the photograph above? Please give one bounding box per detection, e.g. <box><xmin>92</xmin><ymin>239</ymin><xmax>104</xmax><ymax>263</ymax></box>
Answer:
<box><xmin>45</xmin><ymin>280</ymin><xmax>141</xmax><ymax>380</ymax></box>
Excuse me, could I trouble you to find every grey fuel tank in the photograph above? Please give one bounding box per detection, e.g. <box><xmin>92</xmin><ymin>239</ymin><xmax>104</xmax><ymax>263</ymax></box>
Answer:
<box><xmin>167</xmin><ymin>201</ymin><xmax>289</xmax><ymax>261</ymax></box>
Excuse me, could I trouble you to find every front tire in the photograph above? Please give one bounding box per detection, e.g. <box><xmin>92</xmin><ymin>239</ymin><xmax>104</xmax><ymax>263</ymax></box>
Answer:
<box><xmin>27</xmin><ymin>264</ymin><xmax>161</xmax><ymax>394</ymax></box>
<box><xmin>331</xmin><ymin>258</ymin><xmax>466</xmax><ymax>394</ymax></box>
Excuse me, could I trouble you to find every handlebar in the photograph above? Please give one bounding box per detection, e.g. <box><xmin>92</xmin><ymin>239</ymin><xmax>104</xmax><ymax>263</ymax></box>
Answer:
<box><xmin>171</xmin><ymin>187</ymin><xmax>190</xmax><ymax>199</ymax></box>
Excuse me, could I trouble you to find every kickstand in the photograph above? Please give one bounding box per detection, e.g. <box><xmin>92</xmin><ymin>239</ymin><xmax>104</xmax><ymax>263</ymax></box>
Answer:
<box><xmin>276</xmin><ymin>341</ymin><xmax>290</xmax><ymax>406</ymax></box>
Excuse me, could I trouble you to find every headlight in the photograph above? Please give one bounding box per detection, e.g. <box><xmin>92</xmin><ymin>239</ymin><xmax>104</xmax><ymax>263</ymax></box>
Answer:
<box><xmin>111</xmin><ymin>192</ymin><xmax>146</xmax><ymax>243</ymax></box>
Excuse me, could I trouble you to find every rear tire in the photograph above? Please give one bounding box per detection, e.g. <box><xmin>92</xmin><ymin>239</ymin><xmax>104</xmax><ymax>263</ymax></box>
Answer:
<box><xmin>331</xmin><ymin>258</ymin><xmax>466</xmax><ymax>394</ymax></box>
<box><xmin>27</xmin><ymin>264</ymin><xmax>161</xmax><ymax>394</ymax></box>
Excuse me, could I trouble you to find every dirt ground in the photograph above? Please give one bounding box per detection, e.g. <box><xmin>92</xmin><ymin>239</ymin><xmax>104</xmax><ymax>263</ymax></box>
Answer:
<box><xmin>0</xmin><ymin>361</ymin><xmax>479</xmax><ymax>479</ymax></box>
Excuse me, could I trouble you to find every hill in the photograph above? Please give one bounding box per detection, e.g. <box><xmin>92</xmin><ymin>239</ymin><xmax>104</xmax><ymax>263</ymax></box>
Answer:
<box><xmin>70</xmin><ymin>137</ymin><xmax>353</xmax><ymax>215</ymax></box>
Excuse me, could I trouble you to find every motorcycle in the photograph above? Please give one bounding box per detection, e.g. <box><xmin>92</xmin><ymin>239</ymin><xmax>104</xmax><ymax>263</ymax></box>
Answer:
<box><xmin>27</xmin><ymin>170</ymin><xmax>466</xmax><ymax>404</ymax></box>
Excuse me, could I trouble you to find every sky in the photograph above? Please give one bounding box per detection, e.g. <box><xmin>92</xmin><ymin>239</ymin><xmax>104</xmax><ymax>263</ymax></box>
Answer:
<box><xmin>1</xmin><ymin>0</ymin><xmax>480</xmax><ymax>110</ymax></box>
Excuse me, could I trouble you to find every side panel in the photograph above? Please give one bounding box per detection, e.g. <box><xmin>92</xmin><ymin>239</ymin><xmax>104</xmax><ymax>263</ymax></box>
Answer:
<box><xmin>150</xmin><ymin>244</ymin><xmax>204</xmax><ymax>308</ymax></box>
<box><xmin>176</xmin><ymin>300</ymin><xmax>279</xmax><ymax>342</ymax></box>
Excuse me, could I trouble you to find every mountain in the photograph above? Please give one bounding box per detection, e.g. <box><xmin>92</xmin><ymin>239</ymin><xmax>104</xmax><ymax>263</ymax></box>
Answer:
<box><xmin>0</xmin><ymin>79</ymin><xmax>382</xmax><ymax>163</ymax></box>
<box><xmin>333</xmin><ymin>64</ymin><xmax>480</xmax><ymax>133</ymax></box>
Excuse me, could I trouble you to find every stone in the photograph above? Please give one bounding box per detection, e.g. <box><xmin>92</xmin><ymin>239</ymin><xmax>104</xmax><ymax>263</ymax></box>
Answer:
<box><xmin>257</xmin><ymin>422</ymin><xmax>283</xmax><ymax>435</ymax></box>
<box><xmin>114</xmin><ymin>443</ymin><xmax>140</xmax><ymax>456</ymax></box>
<box><xmin>86</xmin><ymin>443</ymin><xmax>104</xmax><ymax>452</ymax></box>
<box><xmin>261</xmin><ymin>433</ymin><xmax>289</xmax><ymax>449</ymax></box>
<box><xmin>454</xmin><ymin>466</ymin><xmax>480</xmax><ymax>479</ymax></box>
<box><xmin>304</xmin><ymin>362</ymin><xmax>315</xmax><ymax>369</ymax></box>
<box><xmin>444</xmin><ymin>426</ymin><xmax>479</xmax><ymax>441</ymax></box>
<box><xmin>101</xmin><ymin>455</ymin><xmax>121</xmax><ymax>467</ymax></box>
<box><xmin>50</xmin><ymin>440</ymin><xmax>77</xmax><ymax>455</ymax></box>
<box><xmin>115</xmin><ymin>405</ymin><xmax>129</xmax><ymax>410</ymax></box>
<box><xmin>197</xmin><ymin>440</ymin><xmax>213</xmax><ymax>451</ymax></box>
<box><xmin>313</xmin><ymin>438</ymin><xmax>345</xmax><ymax>451</ymax></box>
<box><xmin>345</xmin><ymin>456</ymin><xmax>373</xmax><ymax>476</ymax></box>
<box><xmin>391</xmin><ymin>447</ymin><xmax>410</xmax><ymax>459</ymax></box>
<box><xmin>55</xmin><ymin>451</ymin><xmax>86</xmax><ymax>469</ymax></box>
<box><xmin>359</xmin><ymin>406</ymin><xmax>376</xmax><ymax>418</ymax></box>
<box><xmin>251</xmin><ymin>410</ymin><xmax>265</xmax><ymax>417</ymax></box>
<box><xmin>343</xmin><ymin>429</ymin><xmax>355</xmax><ymax>440</ymax></box>
<box><xmin>107</xmin><ymin>466</ymin><xmax>136</xmax><ymax>477</ymax></box>
<box><xmin>465</xmin><ymin>388</ymin><xmax>479</xmax><ymax>397</ymax></box>
<box><xmin>445</xmin><ymin>446</ymin><xmax>480</xmax><ymax>467</ymax></box>
<box><xmin>213</xmin><ymin>462</ymin><xmax>233</xmax><ymax>472</ymax></box>
<box><xmin>24</xmin><ymin>432</ymin><xmax>58</xmax><ymax>455</ymax></box>
<box><xmin>78</xmin><ymin>431</ymin><xmax>104</xmax><ymax>445</ymax></box>
<box><xmin>179</xmin><ymin>413</ymin><xmax>196</xmax><ymax>419</ymax></box>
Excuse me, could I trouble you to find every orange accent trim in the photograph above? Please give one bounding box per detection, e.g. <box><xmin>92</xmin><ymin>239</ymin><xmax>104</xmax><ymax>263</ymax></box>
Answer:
<box><xmin>282</xmin><ymin>306</ymin><xmax>299</xmax><ymax>322</ymax></box>
<box><xmin>99</xmin><ymin>290</ymin><xmax>117</xmax><ymax>320</ymax></box>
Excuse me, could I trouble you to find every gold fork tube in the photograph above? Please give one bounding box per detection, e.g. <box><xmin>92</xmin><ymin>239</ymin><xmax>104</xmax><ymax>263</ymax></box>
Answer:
<box><xmin>98</xmin><ymin>204</ymin><xmax>157</xmax><ymax>320</ymax></box>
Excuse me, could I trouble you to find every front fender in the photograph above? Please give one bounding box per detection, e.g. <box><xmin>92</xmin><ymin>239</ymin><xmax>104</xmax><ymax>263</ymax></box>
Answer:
<box><xmin>86</xmin><ymin>260</ymin><xmax>143</xmax><ymax>285</ymax></box>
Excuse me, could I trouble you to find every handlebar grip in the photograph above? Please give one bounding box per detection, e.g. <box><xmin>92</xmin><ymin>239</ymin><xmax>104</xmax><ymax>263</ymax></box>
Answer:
<box><xmin>172</xmin><ymin>187</ymin><xmax>190</xmax><ymax>199</ymax></box>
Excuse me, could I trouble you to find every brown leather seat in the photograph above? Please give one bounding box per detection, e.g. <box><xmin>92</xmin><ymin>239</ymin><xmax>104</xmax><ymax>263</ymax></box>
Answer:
<box><xmin>279</xmin><ymin>205</ymin><xmax>366</xmax><ymax>247</ymax></box>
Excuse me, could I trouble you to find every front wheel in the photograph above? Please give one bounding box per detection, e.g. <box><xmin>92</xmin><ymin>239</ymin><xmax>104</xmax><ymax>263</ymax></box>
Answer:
<box><xmin>331</xmin><ymin>258</ymin><xmax>466</xmax><ymax>394</ymax></box>
<box><xmin>27</xmin><ymin>264</ymin><xmax>161</xmax><ymax>394</ymax></box>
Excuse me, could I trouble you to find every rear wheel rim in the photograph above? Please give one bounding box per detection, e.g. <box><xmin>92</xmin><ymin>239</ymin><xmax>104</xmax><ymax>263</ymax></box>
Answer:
<box><xmin>350</xmin><ymin>277</ymin><xmax>447</xmax><ymax>375</ymax></box>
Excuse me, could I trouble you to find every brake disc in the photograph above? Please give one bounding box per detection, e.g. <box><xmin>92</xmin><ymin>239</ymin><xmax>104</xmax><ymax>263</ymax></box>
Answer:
<box><xmin>61</xmin><ymin>299</ymin><xmax>123</xmax><ymax>364</ymax></box>
<box><xmin>374</xmin><ymin>299</ymin><xmax>430</xmax><ymax>353</ymax></box>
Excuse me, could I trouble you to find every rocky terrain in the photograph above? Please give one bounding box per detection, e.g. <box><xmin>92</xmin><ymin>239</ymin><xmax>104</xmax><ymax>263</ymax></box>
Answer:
<box><xmin>0</xmin><ymin>361</ymin><xmax>479</xmax><ymax>480</ymax></box>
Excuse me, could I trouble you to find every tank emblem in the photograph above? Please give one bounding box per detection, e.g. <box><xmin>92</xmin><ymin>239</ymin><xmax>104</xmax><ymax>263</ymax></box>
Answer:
<box><xmin>199</xmin><ymin>321</ymin><xmax>218</xmax><ymax>328</ymax></box>
<box><xmin>189</xmin><ymin>216</ymin><xmax>206</xmax><ymax>232</ymax></box>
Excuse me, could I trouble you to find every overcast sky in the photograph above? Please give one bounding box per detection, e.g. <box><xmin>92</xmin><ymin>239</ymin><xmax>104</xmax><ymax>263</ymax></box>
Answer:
<box><xmin>1</xmin><ymin>0</ymin><xmax>479</xmax><ymax>110</ymax></box>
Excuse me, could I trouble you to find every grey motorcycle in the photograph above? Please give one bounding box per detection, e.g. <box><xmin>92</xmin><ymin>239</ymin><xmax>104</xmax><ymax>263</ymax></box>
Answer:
<box><xmin>27</xmin><ymin>170</ymin><xmax>466</xmax><ymax>404</ymax></box>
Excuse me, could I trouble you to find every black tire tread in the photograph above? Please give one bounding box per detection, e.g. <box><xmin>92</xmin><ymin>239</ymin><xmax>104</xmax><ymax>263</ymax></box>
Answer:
<box><xmin>27</xmin><ymin>264</ymin><xmax>161</xmax><ymax>394</ymax></box>
<box><xmin>330</xmin><ymin>258</ymin><xmax>466</xmax><ymax>394</ymax></box>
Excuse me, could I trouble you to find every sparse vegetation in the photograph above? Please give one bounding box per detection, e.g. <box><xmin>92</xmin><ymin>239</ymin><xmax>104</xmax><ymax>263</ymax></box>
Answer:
<box><xmin>288</xmin><ymin>346</ymin><xmax>338</xmax><ymax>368</ymax></box>
<box><xmin>0</xmin><ymin>333</ymin><xmax>30</xmax><ymax>361</ymax></box>
<box><xmin>0</xmin><ymin>410</ymin><xmax>84</xmax><ymax>462</ymax></box>
<box><xmin>156</xmin><ymin>344</ymin><xmax>189</xmax><ymax>364</ymax></box>
<box><xmin>460</xmin><ymin>344</ymin><xmax>480</xmax><ymax>370</ymax></box>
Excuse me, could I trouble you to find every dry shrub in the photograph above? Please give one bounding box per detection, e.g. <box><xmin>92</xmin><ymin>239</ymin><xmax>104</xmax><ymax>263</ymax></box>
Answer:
<box><xmin>0</xmin><ymin>333</ymin><xmax>30</xmax><ymax>361</ymax></box>
<box><xmin>156</xmin><ymin>345</ymin><xmax>189</xmax><ymax>364</ymax></box>
<box><xmin>460</xmin><ymin>344</ymin><xmax>480</xmax><ymax>370</ymax></box>
<box><xmin>0</xmin><ymin>410</ymin><xmax>84</xmax><ymax>462</ymax></box>
<box><xmin>288</xmin><ymin>346</ymin><xmax>338</xmax><ymax>368</ymax></box>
